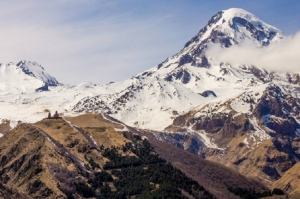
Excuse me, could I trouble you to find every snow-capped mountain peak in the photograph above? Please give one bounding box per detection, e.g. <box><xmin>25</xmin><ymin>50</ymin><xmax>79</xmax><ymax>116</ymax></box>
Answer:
<box><xmin>136</xmin><ymin>8</ymin><xmax>284</xmax><ymax>82</ymax></box>
<box><xmin>182</xmin><ymin>8</ymin><xmax>283</xmax><ymax>56</ymax></box>
<box><xmin>16</xmin><ymin>60</ymin><xmax>59</xmax><ymax>87</ymax></box>
<box><xmin>0</xmin><ymin>60</ymin><xmax>59</xmax><ymax>95</ymax></box>
<box><xmin>0</xmin><ymin>8</ymin><xmax>297</xmax><ymax>134</ymax></box>
<box><xmin>72</xmin><ymin>8</ymin><xmax>293</xmax><ymax>131</ymax></box>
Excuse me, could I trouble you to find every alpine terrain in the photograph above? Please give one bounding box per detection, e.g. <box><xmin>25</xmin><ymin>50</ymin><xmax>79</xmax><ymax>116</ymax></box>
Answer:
<box><xmin>0</xmin><ymin>7</ymin><xmax>300</xmax><ymax>198</ymax></box>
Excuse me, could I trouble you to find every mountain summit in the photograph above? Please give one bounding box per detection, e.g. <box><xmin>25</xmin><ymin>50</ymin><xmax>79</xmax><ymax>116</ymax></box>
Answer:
<box><xmin>184</xmin><ymin>8</ymin><xmax>283</xmax><ymax>49</ymax></box>
<box><xmin>0</xmin><ymin>60</ymin><xmax>59</xmax><ymax>94</ymax></box>
<box><xmin>16</xmin><ymin>60</ymin><xmax>59</xmax><ymax>87</ymax></box>
<box><xmin>150</xmin><ymin>8</ymin><xmax>284</xmax><ymax>72</ymax></box>
<box><xmin>72</xmin><ymin>8</ymin><xmax>294</xmax><ymax>130</ymax></box>
<box><xmin>137</xmin><ymin>8</ymin><xmax>284</xmax><ymax>80</ymax></box>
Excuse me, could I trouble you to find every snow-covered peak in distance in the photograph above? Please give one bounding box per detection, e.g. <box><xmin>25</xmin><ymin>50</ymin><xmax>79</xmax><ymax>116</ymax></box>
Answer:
<box><xmin>16</xmin><ymin>60</ymin><xmax>59</xmax><ymax>87</ymax></box>
<box><xmin>0</xmin><ymin>60</ymin><xmax>59</xmax><ymax>94</ymax></box>
<box><xmin>137</xmin><ymin>8</ymin><xmax>284</xmax><ymax>79</ymax></box>
<box><xmin>184</xmin><ymin>7</ymin><xmax>284</xmax><ymax>49</ymax></box>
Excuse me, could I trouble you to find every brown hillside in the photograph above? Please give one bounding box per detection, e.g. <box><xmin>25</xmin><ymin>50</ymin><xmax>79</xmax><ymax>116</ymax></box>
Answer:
<box><xmin>0</xmin><ymin>119</ymin><xmax>11</xmax><ymax>135</ymax></box>
<box><xmin>0</xmin><ymin>123</ymin><xmax>68</xmax><ymax>198</ymax></box>
<box><xmin>64</xmin><ymin>114</ymin><xmax>129</xmax><ymax>148</ymax></box>
<box><xmin>272</xmin><ymin>162</ymin><xmax>300</xmax><ymax>196</ymax></box>
<box><xmin>65</xmin><ymin>113</ymin><xmax>123</xmax><ymax>129</ymax></box>
<box><xmin>0</xmin><ymin>182</ymin><xmax>28</xmax><ymax>199</ymax></box>
<box><xmin>0</xmin><ymin>114</ymin><xmax>137</xmax><ymax>198</ymax></box>
<box><xmin>103</xmin><ymin>114</ymin><xmax>272</xmax><ymax>198</ymax></box>
<box><xmin>0</xmin><ymin>113</ymin><xmax>286</xmax><ymax>199</ymax></box>
<box><xmin>128</xmin><ymin>129</ymin><xmax>268</xmax><ymax>199</ymax></box>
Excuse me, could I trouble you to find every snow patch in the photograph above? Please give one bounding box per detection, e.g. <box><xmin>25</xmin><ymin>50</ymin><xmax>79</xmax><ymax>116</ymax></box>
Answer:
<box><xmin>262</xmin><ymin>114</ymin><xmax>271</xmax><ymax>125</ymax></box>
<box><xmin>249</xmin><ymin>117</ymin><xmax>271</xmax><ymax>141</ymax></box>
<box><xmin>295</xmin><ymin>129</ymin><xmax>300</xmax><ymax>136</ymax></box>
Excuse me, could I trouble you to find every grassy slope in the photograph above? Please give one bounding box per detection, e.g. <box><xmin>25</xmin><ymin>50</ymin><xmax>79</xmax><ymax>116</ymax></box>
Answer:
<box><xmin>0</xmin><ymin>113</ymin><xmax>277</xmax><ymax>198</ymax></box>
<box><xmin>272</xmin><ymin>162</ymin><xmax>300</xmax><ymax>197</ymax></box>
<box><xmin>139</xmin><ymin>130</ymin><xmax>268</xmax><ymax>199</ymax></box>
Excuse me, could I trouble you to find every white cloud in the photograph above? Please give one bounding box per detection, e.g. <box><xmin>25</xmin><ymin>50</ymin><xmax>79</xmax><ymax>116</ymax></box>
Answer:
<box><xmin>206</xmin><ymin>32</ymin><xmax>300</xmax><ymax>73</ymax></box>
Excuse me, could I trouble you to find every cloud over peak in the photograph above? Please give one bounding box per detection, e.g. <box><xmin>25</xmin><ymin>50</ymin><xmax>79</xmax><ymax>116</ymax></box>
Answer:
<box><xmin>206</xmin><ymin>32</ymin><xmax>300</xmax><ymax>73</ymax></box>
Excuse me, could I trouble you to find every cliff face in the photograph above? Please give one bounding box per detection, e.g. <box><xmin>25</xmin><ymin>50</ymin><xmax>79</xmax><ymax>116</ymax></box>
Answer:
<box><xmin>161</xmin><ymin>84</ymin><xmax>300</xmax><ymax>192</ymax></box>
<box><xmin>272</xmin><ymin>162</ymin><xmax>300</xmax><ymax>196</ymax></box>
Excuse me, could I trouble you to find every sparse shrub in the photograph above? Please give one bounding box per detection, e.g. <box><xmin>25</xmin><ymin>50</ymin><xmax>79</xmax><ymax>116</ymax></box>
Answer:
<box><xmin>75</xmin><ymin>182</ymin><xmax>95</xmax><ymax>198</ymax></box>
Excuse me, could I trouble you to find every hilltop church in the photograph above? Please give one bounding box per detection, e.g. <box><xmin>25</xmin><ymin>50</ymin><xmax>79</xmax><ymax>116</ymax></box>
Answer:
<box><xmin>47</xmin><ymin>111</ymin><xmax>61</xmax><ymax>119</ymax></box>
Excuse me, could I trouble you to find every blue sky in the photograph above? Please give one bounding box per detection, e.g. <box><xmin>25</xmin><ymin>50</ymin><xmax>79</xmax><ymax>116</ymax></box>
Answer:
<box><xmin>0</xmin><ymin>0</ymin><xmax>299</xmax><ymax>84</ymax></box>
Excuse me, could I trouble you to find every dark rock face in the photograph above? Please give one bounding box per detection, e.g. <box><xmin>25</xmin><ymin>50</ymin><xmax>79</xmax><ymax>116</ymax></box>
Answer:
<box><xmin>261</xmin><ymin>165</ymin><xmax>280</xmax><ymax>179</ymax></box>
<box><xmin>253</xmin><ymin>85</ymin><xmax>300</xmax><ymax>136</ymax></box>
<box><xmin>172</xmin><ymin>115</ymin><xmax>188</xmax><ymax>127</ymax></box>
<box><xmin>198</xmin><ymin>56</ymin><xmax>210</xmax><ymax>68</ymax></box>
<box><xmin>286</xmin><ymin>73</ymin><xmax>300</xmax><ymax>85</ymax></box>
<box><xmin>164</xmin><ymin>69</ymin><xmax>191</xmax><ymax>84</ymax></box>
<box><xmin>141</xmin><ymin>71</ymin><xmax>153</xmax><ymax>77</ymax></box>
<box><xmin>184</xmin><ymin>35</ymin><xmax>199</xmax><ymax>48</ymax></box>
<box><xmin>184</xmin><ymin>11</ymin><xmax>224</xmax><ymax>48</ymax></box>
<box><xmin>178</xmin><ymin>54</ymin><xmax>195</xmax><ymax>67</ymax></box>
<box><xmin>210</xmin><ymin>30</ymin><xmax>233</xmax><ymax>47</ymax></box>
<box><xmin>194</xmin><ymin>116</ymin><xmax>224</xmax><ymax>134</ymax></box>
<box><xmin>35</xmin><ymin>84</ymin><xmax>49</xmax><ymax>92</ymax></box>
<box><xmin>177</xmin><ymin>54</ymin><xmax>210</xmax><ymax>68</ymax></box>
<box><xmin>230</xmin><ymin>17</ymin><xmax>277</xmax><ymax>46</ymax></box>
<box><xmin>176</xmin><ymin>70</ymin><xmax>191</xmax><ymax>84</ymax></box>
<box><xmin>207</xmin><ymin>11</ymin><xmax>224</xmax><ymax>27</ymax></box>
<box><xmin>157</xmin><ymin>63</ymin><xmax>163</xmax><ymax>70</ymax></box>
<box><xmin>191</xmin><ymin>112</ymin><xmax>250</xmax><ymax>138</ymax></box>
<box><xmin>249</xmin><ymin>66</ymin><xmax>270</xmax><ymax>83</ymax></box>
<box><xmin>201</xmin><ymin>90</ymin><xmax>217</xmax><ymax>97</ymax></box>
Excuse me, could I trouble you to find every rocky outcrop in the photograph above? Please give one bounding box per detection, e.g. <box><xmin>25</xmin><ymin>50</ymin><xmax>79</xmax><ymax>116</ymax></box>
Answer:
<box><xmin>201</xmin><ymin>90</ymin><xmax>217</xmax><ymax>97</ymax></box>
<box><xmin>229</xmin><ymin>17</ymin><xmax>278</xmax><ymax>46</ymax></box>
<box><xmin>253</xmin><ymin>85</ymin><xmax>300</xmax><ymax>136</ymax></box>
<box><xmin>162</xmin><ymin>83</ymin><xmax>300</xmax><ymax>190</ymax></box>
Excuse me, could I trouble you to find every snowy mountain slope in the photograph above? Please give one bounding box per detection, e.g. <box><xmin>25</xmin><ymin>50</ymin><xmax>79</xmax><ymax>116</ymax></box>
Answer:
<box><xmin>72</xmin><ymin>8</ymin><xmax>294</xmax><ymax>130</ymax></box>
<box><xmin>16</xmin><ymin>60</ymin><xmax>59</xmax><ymax>87</ymax></box>
<box><xmin>139</xmin><ymin>8</ymin><xmax>283</xmax><ymax>77</ymax></box>
<box><xmin>72</xmin><ymin>77</ymin><xmax>215</xmax><ymax>130</ymax></box>
<box><xmin>0</xmin><ymin>62</ymin><xmax>44</xmax><ymax>94</ymax></box>
<box><xmin>0</xmin><ymin>60</ymin><xmax>59</xmax><ymax>94</ymax></box>
<box><xmin>162</xmin><ymin>82</ymin><xmax>300</xmax><ymax>185</ymax></box>
<box><xmin>0</xmin><ymin>82</ymin><xmax>112</xmax><ymax>129</ymax></box>
<box><xmin>0</xmin><ymin>8</ymin><xmax>298</xmax><ymax>134</ymax></box>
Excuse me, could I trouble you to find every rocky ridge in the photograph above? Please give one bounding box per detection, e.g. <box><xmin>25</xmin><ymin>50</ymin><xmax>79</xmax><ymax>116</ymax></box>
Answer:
<box><xmin>0</xmin><ymin>114</ymin><xmax>272</xmax><ymax>198</ymax></box>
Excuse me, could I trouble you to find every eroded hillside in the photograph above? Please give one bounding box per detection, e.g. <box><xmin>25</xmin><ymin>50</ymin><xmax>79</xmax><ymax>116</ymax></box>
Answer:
<box><xmin>0</xmin><ymin>114</ymin><xmax>228</xmax><ymax>198</ymax></box>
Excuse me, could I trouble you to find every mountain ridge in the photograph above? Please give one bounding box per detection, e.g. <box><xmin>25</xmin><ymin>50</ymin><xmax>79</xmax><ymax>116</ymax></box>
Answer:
<box><xmin>0</xmin><ymin>8</ymin><xmax>295</xmax><ymax>131</ymax></box>
<box><xmin>0</xmin><ymin>7</ymin><xmax>300</xmax><ymax>196</ymax></box>
<box><xmin>0</xmin><ymin>113</ymin><xmax>270</xmax><ymax>198</ymax></box>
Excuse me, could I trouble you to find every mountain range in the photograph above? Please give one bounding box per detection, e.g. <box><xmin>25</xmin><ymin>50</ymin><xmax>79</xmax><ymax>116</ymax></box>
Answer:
<box><xmin>0</xmin><ymin>7</ymin><xmax>300</xmax><ymax>197</ymax></box>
